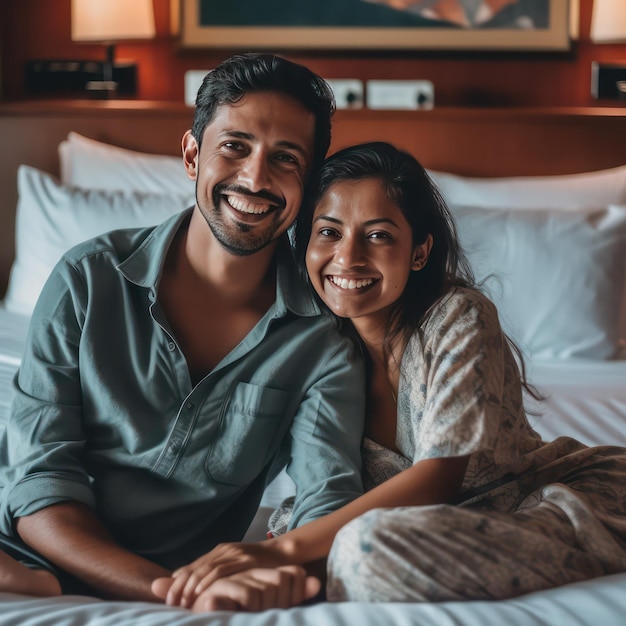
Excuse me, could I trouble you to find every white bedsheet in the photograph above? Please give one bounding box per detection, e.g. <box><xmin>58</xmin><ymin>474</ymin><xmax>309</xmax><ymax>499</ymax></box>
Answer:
<box><xmin>1</xmin><ymin>307</ymin><xmax>625</xmax><ymax>626</ymax></box>
<box><xmin>1</xmin><ymin>571</ymin><xmax>626</xmax><ymax>626</ymax></box>
<box><xmin>526</xmin><ymin>359</ymin><xmax>626</xmax><ymax>447</ymax></box>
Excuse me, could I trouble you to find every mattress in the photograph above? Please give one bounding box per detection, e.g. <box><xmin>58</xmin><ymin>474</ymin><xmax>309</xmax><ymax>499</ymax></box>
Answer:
<box><xmin>0</xmin><ymin>308</ymin><xmax>30</xmax><ymax>430</ymax></box>
<box><xmin>1</xmin><ymin>307</ymin><xmax>625</xmax><ymax>626</ymax></box>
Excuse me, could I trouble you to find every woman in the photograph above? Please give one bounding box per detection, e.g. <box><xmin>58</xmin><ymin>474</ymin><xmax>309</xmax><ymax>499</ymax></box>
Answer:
<box><xmin>155</xmin><ymin>142</ymin><xmax>626</xmax><ymax>611</ymax></box>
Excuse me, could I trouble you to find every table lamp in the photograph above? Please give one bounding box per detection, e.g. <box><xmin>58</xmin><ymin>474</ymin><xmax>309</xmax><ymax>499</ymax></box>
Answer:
<box><xmin>590</xmin><ymin>0</ymin><xmax>626</xmax><ymax>101</ymax></box>
<box><xmin>71</xmin><ymin>0</ymin><xmax>155</xmax><ymax>97</ymax></box>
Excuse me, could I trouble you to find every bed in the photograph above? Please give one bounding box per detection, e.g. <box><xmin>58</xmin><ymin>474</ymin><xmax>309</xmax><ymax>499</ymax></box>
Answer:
<box><xmin>0</xmin><ymin>102</ymin><xmax>625</xmax><ymax>626</ymax></box>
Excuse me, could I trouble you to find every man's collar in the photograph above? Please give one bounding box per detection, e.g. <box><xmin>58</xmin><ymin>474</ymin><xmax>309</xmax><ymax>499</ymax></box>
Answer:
<box><xmin>118</xmin><ymin>208</ymin><xmax>321</xmax><ymax>318</ymax></box>
<box><xmin>117</xmin><ymin>208</ymin><xmax>192</xmax><ymax>290</ymax></box>
<box><xmin>274</xmin><ymin>237</ymin><xmax>321</xmax><ymax>318</ymax></box>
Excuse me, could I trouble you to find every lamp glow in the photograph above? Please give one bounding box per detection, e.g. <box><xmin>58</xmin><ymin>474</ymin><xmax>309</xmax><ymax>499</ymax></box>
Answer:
<box><xmin>590</xmin><ymin>0</ymin><xmax>626</xmax><ymax>43</ymax></box>
<box><xmin>72</xmin><ymin>0</ymin><xmax>155</xmax><ymax>42</ymax></box>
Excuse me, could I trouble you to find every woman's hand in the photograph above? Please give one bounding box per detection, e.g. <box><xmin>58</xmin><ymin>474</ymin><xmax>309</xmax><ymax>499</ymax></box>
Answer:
<box><xmin>189</xmin><ymin>566</ymin><xmax>320</xmax><ymax>612</ymax></box>
<box><xmin>152</xmin><ymin>540</ymin><xmax>291</xmax><ymax>608</ymax></box>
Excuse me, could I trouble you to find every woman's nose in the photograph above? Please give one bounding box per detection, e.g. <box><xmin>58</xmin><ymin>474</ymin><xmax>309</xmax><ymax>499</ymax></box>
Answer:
<box><xmin>336</xmin><ymin>236</ymin><xmax>366</xmax><ymax>268</ymax></box>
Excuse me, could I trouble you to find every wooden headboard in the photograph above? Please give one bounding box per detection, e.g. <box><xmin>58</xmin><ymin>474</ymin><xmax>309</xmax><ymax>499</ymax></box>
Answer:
<box><xmin>1</xmin><ymin>100</ymin><xmax>626</xmax><ymax>299</ymax></box>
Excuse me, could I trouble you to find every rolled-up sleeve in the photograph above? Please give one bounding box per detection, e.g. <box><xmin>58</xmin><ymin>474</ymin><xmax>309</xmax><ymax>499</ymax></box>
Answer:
<box><xmin>286</xmin><ymin>337</ymin><xmax>365</xmax><ymax>529</ymax></box>
<box><xmin>1</xmin><ymin>259</ymin><xmax>94</xmax><ymax>535</ymax></box>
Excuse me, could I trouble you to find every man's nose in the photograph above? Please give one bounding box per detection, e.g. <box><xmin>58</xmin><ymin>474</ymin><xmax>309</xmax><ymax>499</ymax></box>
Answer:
<box><xmin>239</xmin><ymin>151</ymin><xmax>271</xmax><ymax>192</ymax></box>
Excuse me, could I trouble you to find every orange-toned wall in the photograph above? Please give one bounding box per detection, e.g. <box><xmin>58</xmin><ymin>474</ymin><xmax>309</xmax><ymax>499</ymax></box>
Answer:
<box><xmin>1</xmin><ymin>0</ymin><xmax>625</xmax><ymax>107</ymax></box>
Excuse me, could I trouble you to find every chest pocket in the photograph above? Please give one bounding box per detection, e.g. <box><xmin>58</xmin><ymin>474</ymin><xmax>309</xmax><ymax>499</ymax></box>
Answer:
<box><xmin>206</xmin><ymin>382</ymin><xmax>291</xmax><ymax>486</ymax></box>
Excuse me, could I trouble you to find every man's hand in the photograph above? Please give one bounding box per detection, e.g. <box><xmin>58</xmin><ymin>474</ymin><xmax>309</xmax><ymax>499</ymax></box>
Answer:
<box><xmin>190</xmin><ymin>566</ymin><xmax>320</xmax><ymax>612</ymax></box>
<box><xmin>153</xmin><ymin>540</ymin><xmax>291</xmax><ymax>608</ymax></box>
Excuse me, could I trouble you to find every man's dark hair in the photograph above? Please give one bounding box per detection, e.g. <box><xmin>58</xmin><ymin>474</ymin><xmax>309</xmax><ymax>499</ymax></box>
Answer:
<box><xmin>191</xmin><ymin>53</ymin><xmax>335</xmax><ymax>174</ymax></box>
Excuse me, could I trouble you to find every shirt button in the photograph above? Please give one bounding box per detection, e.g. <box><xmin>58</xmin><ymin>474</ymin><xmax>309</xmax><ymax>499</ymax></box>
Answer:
<box><xmin>168</xmin><ymin>341</ymin><xmax>176</xmax><ymax>351</ymax></box>
<box><xmin>186</xmin><ymin>402</ymin><xmax>194</xmax><ymax>410</ymax></box>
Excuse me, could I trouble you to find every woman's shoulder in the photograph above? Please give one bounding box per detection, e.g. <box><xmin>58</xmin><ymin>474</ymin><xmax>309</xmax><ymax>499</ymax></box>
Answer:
<box><xmin>426</xmin><ymin>286</ymin><xmax>499</xmax><ymax>329</ymax></box>
<box><xmin>403</xmin><ymin>286</ymin><xmax>503</xmax><ymax>357</ymax></box>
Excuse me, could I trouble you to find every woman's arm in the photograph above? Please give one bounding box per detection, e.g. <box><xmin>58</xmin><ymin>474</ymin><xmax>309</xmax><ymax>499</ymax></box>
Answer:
<box><xmin>162</xmin><ymin>453</ymin><xmax>469</xmax><ymax>608</ymax></box>
<box><xmin>277</xmin><ymin>453</ymin><xmax>469</xmax><ymax>562</ymax></box>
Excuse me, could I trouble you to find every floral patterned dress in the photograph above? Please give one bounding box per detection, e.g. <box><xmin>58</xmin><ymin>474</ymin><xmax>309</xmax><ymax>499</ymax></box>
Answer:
<box><xmin>327</xmin><ymin>287</ymin><xmax>626</xmax><ymax>602</ymax></box>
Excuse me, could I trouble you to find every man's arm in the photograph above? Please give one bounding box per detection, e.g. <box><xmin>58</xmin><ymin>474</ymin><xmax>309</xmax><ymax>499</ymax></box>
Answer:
<box><xmin>17</xmin><ymin>501</ymin><xmax>169</xmax><ymax>600</ymax></box>
<box><xmin>5</xmin><ymin>259</ymin><xmax>168</xmax><ymax>601</ymax></box>
<box><xmin>286</xmin><ymin>335</ymin><xmax>366</xmax><ymax>530</ymax></box>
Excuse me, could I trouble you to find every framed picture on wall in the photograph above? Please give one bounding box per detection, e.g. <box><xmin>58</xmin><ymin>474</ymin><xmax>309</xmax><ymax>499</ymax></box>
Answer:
<box><xmin>177</xmin><ymin>0</ymin><xmax>572</xmax><ymax>51</ymax></box>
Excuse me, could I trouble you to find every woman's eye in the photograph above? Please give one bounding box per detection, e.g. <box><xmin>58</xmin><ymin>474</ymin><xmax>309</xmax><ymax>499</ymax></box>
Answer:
<box><xmin>319</xmin><ymin>228</ymin><xmax>339</xmax><ymax>238</ymax></box>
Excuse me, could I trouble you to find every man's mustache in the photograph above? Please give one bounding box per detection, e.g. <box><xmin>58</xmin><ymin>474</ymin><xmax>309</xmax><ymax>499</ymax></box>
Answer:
<box><xmin>215</xmin><ymin>184</ymin><xmax>285</xmax><ymax>210</ymax></box>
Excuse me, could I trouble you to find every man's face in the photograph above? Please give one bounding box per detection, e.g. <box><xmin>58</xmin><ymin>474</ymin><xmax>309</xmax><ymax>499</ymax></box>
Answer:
<box><xmin>187</xmin><ymin>91</ymin><xmax>316</xmax><ymax>256</ymax></box>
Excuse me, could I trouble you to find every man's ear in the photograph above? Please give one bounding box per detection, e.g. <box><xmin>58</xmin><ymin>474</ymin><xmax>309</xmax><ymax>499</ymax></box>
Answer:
<box><xmin>411</xmin><ymin>234</ymin><xmax>433</xmax><ymax>271</ymax></box>
<box><xmin>182</xmin><ymin>130</ymin><xmax>199</xmax><ymax>181</ymax></box>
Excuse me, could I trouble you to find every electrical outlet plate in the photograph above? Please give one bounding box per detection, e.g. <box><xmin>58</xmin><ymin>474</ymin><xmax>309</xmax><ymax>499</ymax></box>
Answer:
<box><xmin>184</xmin><ymin>69</ymin><xmax>210</xmax><ymax>106</ymax></box>
<box><xmin>185</xmin><ymin>73</ymin><xmax>366</xmax><ymax>109</ymax></box>
<box><xmin>325</xmin><ymin>79</ymin><xmax>364</xmax><ymax>109</ymax></box>
<box><xmin>366</xmin><ymin>80</ymin><xmax>434</xmax><ymax>110</ymax></box>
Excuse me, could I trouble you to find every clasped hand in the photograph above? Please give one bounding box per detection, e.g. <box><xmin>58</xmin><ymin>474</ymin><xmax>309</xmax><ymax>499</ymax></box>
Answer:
<box><xmin>151</xmin><ymin>541</ymin><xmax>320</xmax><ymax>612</ymax></box>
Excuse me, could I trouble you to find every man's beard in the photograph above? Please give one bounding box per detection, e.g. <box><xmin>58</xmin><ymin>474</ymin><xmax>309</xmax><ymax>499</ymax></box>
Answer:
<box><xmin>198</xmin><ymin>183</ymin><xmax>287</xmax><ymax>256</ymax></box>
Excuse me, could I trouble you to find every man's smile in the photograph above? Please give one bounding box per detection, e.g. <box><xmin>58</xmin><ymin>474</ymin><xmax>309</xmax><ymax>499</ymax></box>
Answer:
<box><xmin>225</xmin><ymin>194</ymin><xmax>276</xmax><ymax>215</ymax></box>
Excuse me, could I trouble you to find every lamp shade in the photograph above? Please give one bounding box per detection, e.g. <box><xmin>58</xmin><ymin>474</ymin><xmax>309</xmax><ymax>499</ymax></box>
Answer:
<box><xmin>590</xmin><ymin>0</ymin><xmax>626</xmax><ymax>43</ymax></box>
<box><xmin>71</xmin><ymin>0</ymin><xmax>156</xmax><ymax>42</ymax></box>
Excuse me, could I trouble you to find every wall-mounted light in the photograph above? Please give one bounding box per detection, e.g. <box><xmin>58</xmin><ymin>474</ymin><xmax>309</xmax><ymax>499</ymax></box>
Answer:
<box><xmin>71</xmin><ymin>0</ymin><xmax>155</xmax><ymax>97</ymax></box>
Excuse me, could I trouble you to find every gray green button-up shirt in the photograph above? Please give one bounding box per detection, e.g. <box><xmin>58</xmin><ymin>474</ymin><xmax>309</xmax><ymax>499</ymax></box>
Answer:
<box><xmin>0</xmin><ymin>209</ymin><xmax>365</xmax><ymax>569</ymax></box>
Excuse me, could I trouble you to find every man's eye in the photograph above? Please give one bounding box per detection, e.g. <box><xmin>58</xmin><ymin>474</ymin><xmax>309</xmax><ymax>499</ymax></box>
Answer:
<box><xmin>223</xmin><ymin>142</ymin><xmax>244</xmax><ymax>151</ymax></box>
<box><xmin>275</xmin><ymin>153</ymin><xmax>299</xmax><ymax>165</ymax></box>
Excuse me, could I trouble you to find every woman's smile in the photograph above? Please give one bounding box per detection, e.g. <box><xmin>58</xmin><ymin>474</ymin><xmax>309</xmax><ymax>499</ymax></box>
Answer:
<box><xmin>326</xmin><ymin>275</ymin><xmax>377</xmax><ymax>291</ymax></box>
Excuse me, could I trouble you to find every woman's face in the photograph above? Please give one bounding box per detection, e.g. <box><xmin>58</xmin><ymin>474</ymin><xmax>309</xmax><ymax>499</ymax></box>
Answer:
<box><xmin>306</xmin><ymin>178</ymin><xmax>430</xmax><ymax>327</ymax></box>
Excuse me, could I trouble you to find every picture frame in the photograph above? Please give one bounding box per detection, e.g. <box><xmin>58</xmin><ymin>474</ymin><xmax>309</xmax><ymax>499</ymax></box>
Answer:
<box><xmin>177</xmin><ymin>0</ymin><xmax>572</xmax><ymax>51</ymax></box>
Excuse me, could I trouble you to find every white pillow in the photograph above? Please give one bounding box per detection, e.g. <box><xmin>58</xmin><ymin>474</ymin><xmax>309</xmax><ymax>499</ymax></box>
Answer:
<box><xmin>59</xmin><ymin>132</ymin><xmax>195</xmax><ymax>196</ymax></box>
<box><xmin>3</xmin><ymin>166</ymin><xmax>194</xmax><ymax>316</ymax></box>
<box><xmin>430</xmin><ymin>166</ymin><xmax>626</xmax><ymax>210</ymax></box>
<box><xmin>454</xmin><ymin>204</ymin><xmax>626</xmax><ymax>360</ymax></box>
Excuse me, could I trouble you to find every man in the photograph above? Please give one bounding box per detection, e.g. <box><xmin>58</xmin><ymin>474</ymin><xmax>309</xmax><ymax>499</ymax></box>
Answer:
<box><xmin>0</xmin><ymin>53</ymin><xmax>365</xmax><ymax>601</ymax></box>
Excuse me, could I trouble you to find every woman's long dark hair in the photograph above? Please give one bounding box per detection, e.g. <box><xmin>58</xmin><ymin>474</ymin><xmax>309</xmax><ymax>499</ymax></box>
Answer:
<box><xmin>294</xmin><ymin>141</ymin><xmax>541</xmax><ymax>399</ymax></box>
